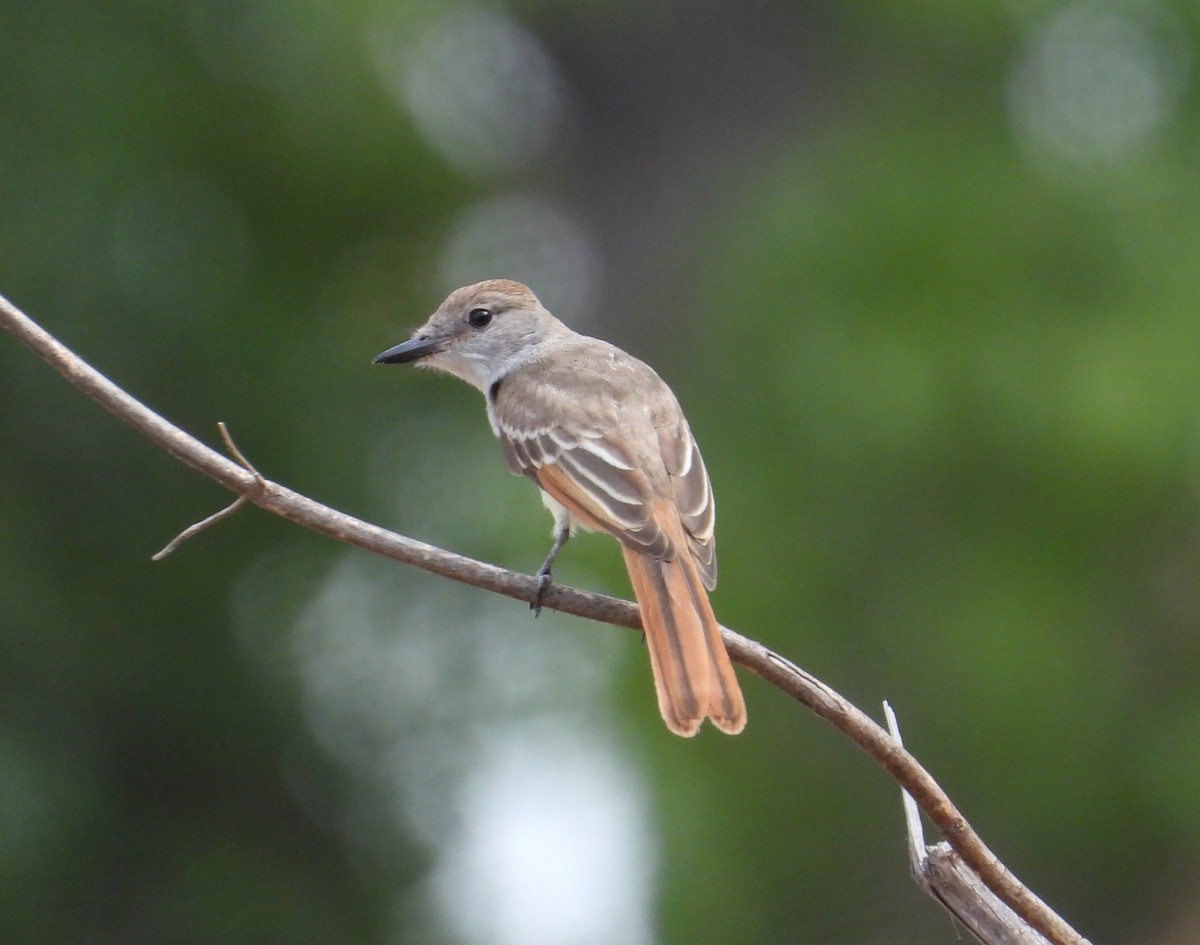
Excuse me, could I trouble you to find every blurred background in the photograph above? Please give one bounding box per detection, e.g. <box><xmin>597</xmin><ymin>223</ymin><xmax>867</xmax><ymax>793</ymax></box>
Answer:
<box><xmin>3</xmin><ymin>1</ymin><xmax>1200</xmax><ymax>942</ymax></box>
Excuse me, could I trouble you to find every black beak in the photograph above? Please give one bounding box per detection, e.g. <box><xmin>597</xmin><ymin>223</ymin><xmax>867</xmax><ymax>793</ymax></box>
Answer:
<box><xmin>373</xmin><ymin>336</ymin><xmax>442</xmax><ymax>364</ymax></box>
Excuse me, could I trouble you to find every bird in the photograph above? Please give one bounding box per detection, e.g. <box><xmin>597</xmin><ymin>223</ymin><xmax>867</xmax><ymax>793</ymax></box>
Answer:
<box><xmin>373</xmin><ymin>279</ymin><xmax>746</xmax><ymax>736</ymax></box>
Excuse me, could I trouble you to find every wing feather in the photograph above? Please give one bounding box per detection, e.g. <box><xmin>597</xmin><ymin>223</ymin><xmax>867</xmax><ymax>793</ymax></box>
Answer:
<box><xmin>556</xmin><ymin>444</ymin><xmax>645</xmax><ymax>506</ymax></box>
<box><xmin>658</xmin><ymin>419</ymin><xmax>717</xmax><ymax>589</ymax></box>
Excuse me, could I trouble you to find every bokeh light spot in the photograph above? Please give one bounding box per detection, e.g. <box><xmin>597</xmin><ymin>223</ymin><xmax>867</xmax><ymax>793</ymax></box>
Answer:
<box><xmin>429</xmin><ymin>723</ymin><xmax>656</xmax><ymax>945</ymax></box>
<box><xmin>370</xmin><ymin>4</ymin><xmax>568</xmax><ymax>177</ymax></box>
<box><xmin>1007</xmin><ymin>0</ymin><xmax>1189</xmax><ymax>170</ymax></box>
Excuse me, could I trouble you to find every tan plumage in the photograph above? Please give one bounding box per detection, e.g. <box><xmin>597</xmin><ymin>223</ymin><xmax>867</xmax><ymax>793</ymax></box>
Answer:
<box><xmin>374</xmin><ymin>279</ymin><xmax>746</xmax><ymax>736</ymax></box>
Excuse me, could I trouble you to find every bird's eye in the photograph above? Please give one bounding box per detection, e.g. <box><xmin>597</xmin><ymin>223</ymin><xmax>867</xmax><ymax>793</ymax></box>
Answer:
<box><xmin>467</xmin><ymin>307</ymin><xmax>492</xmax><ymax>328</ymax></box>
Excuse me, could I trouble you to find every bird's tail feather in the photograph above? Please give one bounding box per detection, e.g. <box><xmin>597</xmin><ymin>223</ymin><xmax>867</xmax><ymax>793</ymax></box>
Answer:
<box><xmin>622</xmin><ymin>546</ymin><xmax>746</xmax><ymax>736</ymax></box>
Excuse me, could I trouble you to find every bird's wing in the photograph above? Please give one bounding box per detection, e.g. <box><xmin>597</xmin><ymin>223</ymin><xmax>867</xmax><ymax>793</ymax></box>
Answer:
<box><xmin>490</xmin><ymin>355</ymin><xmax>717</xmax><ymax>585</ymax></box>
<box><xmin>493</xmin><ymin>391</ymin><xmax>673</xmax><ymax>559</ymax></box>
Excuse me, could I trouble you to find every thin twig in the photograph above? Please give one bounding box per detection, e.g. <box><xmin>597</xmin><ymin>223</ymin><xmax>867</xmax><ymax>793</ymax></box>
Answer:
<box><xmin>0</xmin><ymin>291</ymin><xmax>1091</xmax><ymax>945</ymax></box>
<box><xmin>151</xmin><ymin>495</ymin><xmax>250</xmax><ymax>560</ymax></box>
<box><xmin>218</xmin><ymin>420</ymin><xmax>261</xmax><ymax>476</ymax></box>
<box><xmin>151</xmin><ymin>421</ymin><xmax>266</xmax><ymax>559</ymax></box>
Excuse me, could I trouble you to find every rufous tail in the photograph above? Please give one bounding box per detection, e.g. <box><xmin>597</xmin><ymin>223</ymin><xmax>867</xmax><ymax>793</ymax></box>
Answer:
<box><xmin>622</xmin><ymin>546</ymin><xmax>747</xmax><ymax>736</ymax></box>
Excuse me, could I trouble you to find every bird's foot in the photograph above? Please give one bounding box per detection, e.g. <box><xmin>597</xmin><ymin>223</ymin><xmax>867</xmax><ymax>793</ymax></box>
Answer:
<box><xmin>531</xmin><ymin>568</ymin><xmax>553</xmax><ymax>617</ymax></box>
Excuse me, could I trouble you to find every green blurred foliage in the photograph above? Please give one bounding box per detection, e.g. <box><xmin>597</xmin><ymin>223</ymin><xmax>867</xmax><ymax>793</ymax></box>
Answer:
<box><xmin>4</xmin><ymin>1</ymin><xmax>1200</xmax><ymax>943</ymax></box>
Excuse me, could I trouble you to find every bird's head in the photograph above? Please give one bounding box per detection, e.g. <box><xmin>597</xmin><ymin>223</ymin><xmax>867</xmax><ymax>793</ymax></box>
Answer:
<box><xmin>373</xmin><ymin>279</ymin><xmax>559</xmax><ymax>391</ymax></box>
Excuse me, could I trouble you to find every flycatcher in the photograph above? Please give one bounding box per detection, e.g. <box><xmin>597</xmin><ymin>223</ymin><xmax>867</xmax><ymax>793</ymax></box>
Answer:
<box><xmin>374</xmin><ymin>280</ymin><xmax>746</xmax><ymax>736</ymax></box>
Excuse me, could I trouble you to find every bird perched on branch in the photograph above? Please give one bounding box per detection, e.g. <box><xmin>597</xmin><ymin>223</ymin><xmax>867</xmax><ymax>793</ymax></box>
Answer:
<box><xmin>374</xmin><ymin>280</ymin><xmax>745</xmax><ymax>736</ymax></box>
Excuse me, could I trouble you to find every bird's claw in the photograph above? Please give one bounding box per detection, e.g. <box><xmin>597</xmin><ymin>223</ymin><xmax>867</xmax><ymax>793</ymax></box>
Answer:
<box><xmin>531</xmin><ymin>569</ymin><xmax>553</xmax><ymax>617</ymax></box>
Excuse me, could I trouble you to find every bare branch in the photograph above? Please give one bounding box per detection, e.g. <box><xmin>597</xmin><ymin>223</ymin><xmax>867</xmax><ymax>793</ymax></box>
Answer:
<box><xmin>0</xmin><ymin>291</ymin><xmax>1091</xmax><ymax>945</ymax></box>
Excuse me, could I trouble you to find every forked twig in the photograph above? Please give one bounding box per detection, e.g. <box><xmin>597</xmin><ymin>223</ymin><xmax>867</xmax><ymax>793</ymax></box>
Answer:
<box><xmin>886</xmin><ymin>703</ymin><xmax>1052</xmax><ymax>945</ymax></box>
<box><xmin>151</xmin><ymin>422</ymin><xmax>264</xmax><ymax>560</ymax></box>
